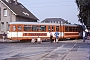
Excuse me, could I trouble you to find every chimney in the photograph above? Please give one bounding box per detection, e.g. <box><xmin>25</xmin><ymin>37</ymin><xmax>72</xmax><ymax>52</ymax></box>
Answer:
<box><xmin>15</xmin><ymin>0</ymin><xmax>17</xmax><ymax>4</ymax></box>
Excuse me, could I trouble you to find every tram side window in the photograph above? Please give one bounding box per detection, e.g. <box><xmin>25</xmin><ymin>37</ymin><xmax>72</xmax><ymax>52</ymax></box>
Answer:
<box><xmin>12</xmin><ymin>26</ymin><xmax>16</xmax><ymax>31</ymax></box>
<box><xmin>76</xmin><ymin>27</ymin><xmax>79</xmax><ymax>32</ymax></box>
<box><xmin>32</xmin><ymin>25</ymin><xmax>38</xmax><ymax>31</ymax></box>
<box><xmin>76</xmin><ymin>28</ymin><xmax>78</xmax><ymax>32</ymax></box>
<box><xmin>69</xmin><ymin>27</ymin><xmax>72</xmax><ymax>32</ymax></box>
<box><xmin>48</xmin><ymin>26</ymin><xmax>50</xmax><ymax>31</ymax></box>
<box><xmin>40</xmin><ymin>26</ymin><xmax>46</xmax><ymax>31</ymax></box>
<box><xmin>56</xmin><ymin>26</ymin><xmax>59</xmax><ymax>31</ymax></box>
<box><xmin>65</xmin><ymin>26</ymin><xmax>69</xmax><ymax>32</ymax></box>
<box><xmin>24</xmin><ymin>25</ymin><xmax>31</xmax><ymax>31</ymax></box>
<box><xmin>52</xmin><ymin>26</ymin><xmax>54</xmax><ymax>31</ymax></box>
<box><xmin>72</xmin><ymin>27</ymin><xmax>75</xmax><ymax>32</ymax></box>
<box><xmin>18</xmin><ymin>26</ymin><xmax>22</xmax><ymax>31</ymax></box>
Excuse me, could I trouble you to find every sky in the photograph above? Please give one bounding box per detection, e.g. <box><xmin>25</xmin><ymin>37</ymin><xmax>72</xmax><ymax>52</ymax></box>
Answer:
<box><xmin>18</xmin><ymin>0</ymin><xmax>80</xmax><ymax>24</ymax></box>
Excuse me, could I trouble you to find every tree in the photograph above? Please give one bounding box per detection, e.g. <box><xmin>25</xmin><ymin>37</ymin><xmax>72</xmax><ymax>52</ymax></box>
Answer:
<box><xmin>76</xmin><ymin>0</ymin><xmax>90</xmax><ymax>29</ymax></box>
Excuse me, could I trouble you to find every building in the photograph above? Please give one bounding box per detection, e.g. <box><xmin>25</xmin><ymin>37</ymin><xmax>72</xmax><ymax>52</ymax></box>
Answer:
<box><xmin>41</xmin><ymin>18</ymin><xmax>70</xmax><ymax>24</ymax></box>
<box><xmin>0</xmin><ymin>0</ymin><xmax>38</xmax><ymax>37</ymax></box>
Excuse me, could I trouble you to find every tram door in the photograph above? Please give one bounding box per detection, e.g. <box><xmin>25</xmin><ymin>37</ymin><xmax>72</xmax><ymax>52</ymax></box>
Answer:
<box><xmin>11</xmin><ymin>25</ymin><xmax>18</xmax><ymax>40</ymax></box>
<box><xmin>17</xmin><ymin>25</ymin><xmax>22</xmax><ymax>40</ymax></box>
<box><xmin>11</xmin><ymin>25</ymin><xmax>22</xmax><ymax>40</ymax></box>
<box><xmin>48</xmin><ymin>26</ymin><xmax>55</xmax><ymax>32</ymax></box>
<box><xmin>48</xmin><ymin>26</ymin><xmax>55</xmax><ymax>38</ymax></box>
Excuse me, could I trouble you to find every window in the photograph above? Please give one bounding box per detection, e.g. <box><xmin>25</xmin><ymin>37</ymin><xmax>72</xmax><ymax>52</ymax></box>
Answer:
<box><xmin>57</xmin><ymin>21</ymin><xmax>58</xmax><ymax>23</ymax></box>
<box><xmin>24</xmin><ymin>25</ymin><xmax>31</xmax><ymax>31</ymax></box>
<box><xmin>12</xmin><ymin>26</ymin><xmax>16</xmax><ymax>31</ymax></box>
<box><xmin>69</xmin><ymin>27</ymin><xmax>72</xmax><ymax>32</ymax></box>
<box><xmin>1</xmin><ymin>22</ymin><xmax>4</xmax><ymax>31</ymax></box>
<box><xmin>56</xmin><ymin>26</ymin><xmax>59</xmax><ymax>31</ymax></box>
<box><xmin>3</xmin><ymin>9</ymin><xmax>7</xmax><ymax>16</ymax></box>
<box><xmin>65</xmin><ymin>26</ymin><xmax>69</xmax><ymax>32</ymax></box>
<box><xmin>32</xmin><ymin>25</ymin><xmax>38</xmax><ymax>31</ymax></box>
<box><xmin>18</xmin><ymin>26</ymin><xmax>22</xmax><ymax>31</ymax></box>
<box><xmin>52</xmin><ymin>26</ymin><xmax>54</xmax><ymax>31</ymax></box>
<box><xmin>54</xmin><ymin>21</ymin><xmax>55</xmax><ymax>23</ymax></box>
<box><xmin>48</xmin><ymin>26</ymin><xmax>50</xmax><ymax>31</ymax></box>
<box><xmin>39</xmin><ymin>26</ymin><xmax>46</xmax><ymax>31</ymax></box>
<box><xmin>51</xmin><ymin>21</ymin><xmax>52</xmax><ymax>23</ymax></box>
<box><xmin>73</xmin><ymin>27</ymin><xmax>76</xmax><ymax>32</ymax></box>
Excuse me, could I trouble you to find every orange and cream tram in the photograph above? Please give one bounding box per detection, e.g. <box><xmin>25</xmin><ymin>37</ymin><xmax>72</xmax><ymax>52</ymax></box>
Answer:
<box><xmin>7</xmin><ymin>22</ymin><xmax>83</xmax><ymax>41</ymax></box>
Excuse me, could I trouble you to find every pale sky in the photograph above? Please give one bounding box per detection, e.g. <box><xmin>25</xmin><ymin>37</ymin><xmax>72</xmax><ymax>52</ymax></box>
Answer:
<box><xmin>18</xmin><ymin>0</ymin><xmax>80</xmax><ymax>24</ymax></box>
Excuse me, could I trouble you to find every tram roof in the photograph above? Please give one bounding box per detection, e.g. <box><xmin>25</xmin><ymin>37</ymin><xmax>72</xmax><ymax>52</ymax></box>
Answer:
<box><xmin>8</xmin><ymin>22</ymin><xmax>79</xmax><ymax>26</ymax></box>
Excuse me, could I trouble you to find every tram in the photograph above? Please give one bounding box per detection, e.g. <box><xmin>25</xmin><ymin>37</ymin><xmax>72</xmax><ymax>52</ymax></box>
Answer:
<box><xmin>7</xmin><ymin>22</ymin><xmax>83</xmax><ymax>41</ymax></box>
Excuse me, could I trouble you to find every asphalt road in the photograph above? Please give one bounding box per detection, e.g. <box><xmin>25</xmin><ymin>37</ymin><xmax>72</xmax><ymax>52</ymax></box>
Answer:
<box><xmin>0</xmin><ymin>40</ymin><xmax>90</xmax><ymax>60</ymax></box>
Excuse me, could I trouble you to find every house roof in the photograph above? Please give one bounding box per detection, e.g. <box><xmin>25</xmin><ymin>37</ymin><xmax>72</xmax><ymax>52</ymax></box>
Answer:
<box><xmin>1</xmin><ymin>0</ymin><xmax>38</xmax><ymax>20</ymax></box>
<box><xmin>42</xmin><ymin>18</ymin><xmax>66</xmax><ymax>23</ymax></box>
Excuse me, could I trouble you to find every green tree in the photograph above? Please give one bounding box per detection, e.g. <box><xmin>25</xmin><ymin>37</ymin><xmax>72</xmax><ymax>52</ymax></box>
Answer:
<box><xmin>76</xmin><ymin>0</ymin><xmax>90</xmax><ymax>29</ymax></box>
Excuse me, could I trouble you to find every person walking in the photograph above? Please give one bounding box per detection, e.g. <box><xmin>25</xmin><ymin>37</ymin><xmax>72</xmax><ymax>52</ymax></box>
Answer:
<box><xmin>31</xmin><ymin>38</ymin><xmax>35</xmax><ymax>44</ymax></box>
<box><xmin>37</xmin><ymin>36</ymin><xmax>42</xmax><ymax>44</ymax></box>
<box><xmin>2</xmin><ymin>32</ymin><xmax>6</xmax><ymax>42</ymax></box>
<box><xmin>83</xmin><ymin>29</ymin><xmax>88</xmax><ymax>42</ymax></box>
<box><xmin>54</xmin><ymin>31</ymin><xmax>59</xmax><ymax>43</ymax></box>
<box><xmin>50</xmin><ymin>31</ymin><xmax>53</xmax><ymax>43</ymax></box>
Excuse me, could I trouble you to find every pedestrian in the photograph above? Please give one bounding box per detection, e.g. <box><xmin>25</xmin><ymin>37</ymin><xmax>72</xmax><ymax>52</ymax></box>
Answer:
<box><xmin>2</xmin><ymin>32</ymin><xmax>6</xmax><ymax>42</ymax></box>
<box><xmin>49</xmin><ymin>31</ymin><xmax>53</xmax><ymax>43</ymax></box>
<box><xmin>37</xmin><ymin>36</ymin><xmax>42</xmax><ymax>44</ymax></box>
<box><xmin>31</xmin><ymin>38</ymin><xmax>35</xmax><ymax>44</ymax></box>
<box><xmin>83</xmin><ymin>29</ymin><xmax>88</xmax><ymax>42</ymax></box>
<box><xmin>54</xmin><ymin>31</ymin><xmax>59</xmax><ymax>43</ymax></box>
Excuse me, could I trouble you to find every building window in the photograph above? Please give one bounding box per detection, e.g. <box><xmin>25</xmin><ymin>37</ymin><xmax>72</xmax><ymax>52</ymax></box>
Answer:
<box><xmin>54</xmin><ymin>21</ymin><xmax>55</xmax><ymax>23</ymax></box>
<box><xmin>1</xmin><ymin>22</ymin><xmax>4</xmax><ymax>31</ymax></box>
<box><xmin>3</xmin><ymin>9</ymin><xmax>7</xmax><ymax>16</ymax></box>
<box><xmin>57</xmin><ymin>21</ymin><xmax>58</xmax><ymax>23</ymax></box>
<box><xmin>51</xmin><ymin>21</ymin><xmax>52</xmax><ymax>23</ymax></box>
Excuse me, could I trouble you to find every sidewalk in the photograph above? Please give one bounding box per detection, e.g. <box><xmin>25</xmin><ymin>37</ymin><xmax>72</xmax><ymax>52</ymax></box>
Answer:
<box><xmin>0</xmin><ymin>39</ymin><xmax>20</xmax><ymax>43</ymax></box>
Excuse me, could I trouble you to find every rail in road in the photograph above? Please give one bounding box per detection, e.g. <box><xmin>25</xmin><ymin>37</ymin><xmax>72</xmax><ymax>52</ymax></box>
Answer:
<box><xmin>38</xmin><ymin>41</ymin><xmax>78</xmax><ymax>60</ymax></box>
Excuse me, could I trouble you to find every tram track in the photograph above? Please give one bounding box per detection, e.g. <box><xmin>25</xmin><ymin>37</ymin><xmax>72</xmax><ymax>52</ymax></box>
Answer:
<box><xmin>38</xmin><ymin>41</ymin><xmax>78</xmax><ymax>60</ymax></box>
<box><xmin>38</xmin><ymin>42</ymin><xmax>67</xmax><ymax>60</ymax></box>
<box><xmin>61</xmin><ymin>41</ymin><xmax>78</xmax><ymax>60</ymax></box>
